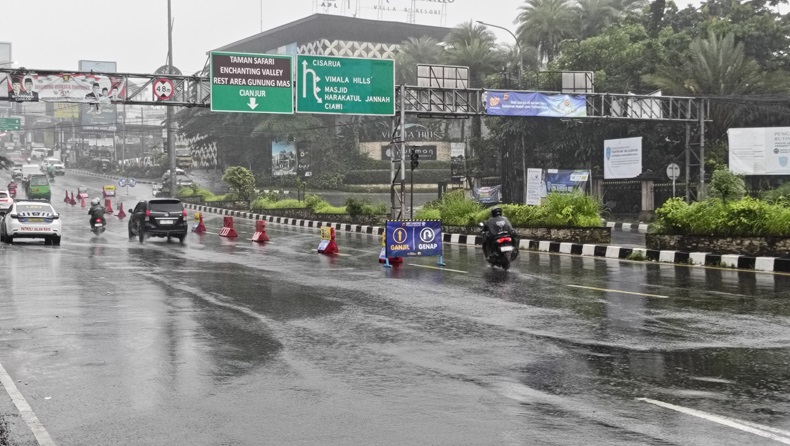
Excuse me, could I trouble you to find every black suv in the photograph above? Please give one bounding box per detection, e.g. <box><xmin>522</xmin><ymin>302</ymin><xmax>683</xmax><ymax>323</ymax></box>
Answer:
<box><xmin>128</xmin><ymin>198</ymin><xmax>188</xmax><ymax>243</ymax></box>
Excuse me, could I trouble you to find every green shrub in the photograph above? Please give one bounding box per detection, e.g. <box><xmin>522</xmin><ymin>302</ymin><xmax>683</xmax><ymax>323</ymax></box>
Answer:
<box><xmin>414</xmin><ymin>208</ymin><xmax>441</xmax><ymax>220</ymax></box>
<box><xmin>709</xmin><ymin>168</ymin><xmax>746</xmax><ymax>202</ymax></box>
<box><xmin>654</xmin><ymin>196</ymin><xmax>790</xmax><ymax>236</ymax></box>
<box><xmin>762</xmin><ymin>182</ymin><xmax>790</xmax><ymax>205</ymax></box>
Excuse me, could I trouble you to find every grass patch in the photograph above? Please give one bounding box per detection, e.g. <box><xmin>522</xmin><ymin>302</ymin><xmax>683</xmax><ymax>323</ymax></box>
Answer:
<box><xmin>626</xmin><ymin>251</ymin><xmax>646</xmax><ymax>261</ymax></box>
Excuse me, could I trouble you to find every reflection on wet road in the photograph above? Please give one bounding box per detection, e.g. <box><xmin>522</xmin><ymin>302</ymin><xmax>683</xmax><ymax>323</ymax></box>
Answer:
<box><xmin>1</xmin><ymin>171</ymin><xmax>789</xmax><ymax>445</ymax></box>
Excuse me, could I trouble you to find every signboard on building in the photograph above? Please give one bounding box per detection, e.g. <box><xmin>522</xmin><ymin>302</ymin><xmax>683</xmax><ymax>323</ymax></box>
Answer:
<box><xmin>296</xmin><ymin>55</ymin><xmax>394</xmax><ymax>116</ymax></box>
<box><xmin>210</xmin><ymin>51</ymin><xmax>293</xmax><ymax>114</ymax></box>
<box><xmin>381</xmin><ymin>145</ymin><xmax>437</xmax><ymax>161</ymax></box>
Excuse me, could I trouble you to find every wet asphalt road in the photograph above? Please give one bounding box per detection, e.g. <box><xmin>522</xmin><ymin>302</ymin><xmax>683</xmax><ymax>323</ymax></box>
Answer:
<box><xmin>1</xmin><ymin>171</ymin><xmax>790</xmax><ymax>445</ymax></box>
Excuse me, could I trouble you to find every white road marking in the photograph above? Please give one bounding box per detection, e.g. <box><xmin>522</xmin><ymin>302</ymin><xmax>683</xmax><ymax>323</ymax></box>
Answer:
<box><xmin>568</xmin><ymin>284</ymin><xmax>669</xmax><ymax>299</ymax></box>
<box><xmin>408</xmin><ymin>264</ymin><xmax>468</xmax><ymax>274</ymax></box>
<box><xmin>0</xmin><ymin>360</ymin><xmax>56</xmax><ymax>445</ymax></box>
<box><xmin>638</xmin><ymin>397</ymin><xmax>790</xmax><ymax>444</ymax></box>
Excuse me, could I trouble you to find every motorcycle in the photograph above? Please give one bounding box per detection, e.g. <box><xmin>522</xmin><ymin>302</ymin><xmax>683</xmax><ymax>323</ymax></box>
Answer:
<box><xmin>480</xmin><ymin>223</ymin><xmax>519</xmax><ymax>270</ymax></box>
<box><xmin>91</xmin><ymin>217</ymin><xmax>106</xmax><ymax>235</ymax></box>
<box><xmin>8</xmin><ymin>188</ymin><xmax>16</xmax><ymax>199</ymax></box>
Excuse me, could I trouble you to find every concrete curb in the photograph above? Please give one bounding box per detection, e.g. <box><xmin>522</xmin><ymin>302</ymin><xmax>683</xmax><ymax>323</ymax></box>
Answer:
<box><xmin>184</xmin><ymin>204</ymin><xmax>790</xmax><ymax>274</ymax></box>
<box><xmin>605</xmin><ymin>221</ymin><xmax>651</xmax><ymax>233</ymax></box>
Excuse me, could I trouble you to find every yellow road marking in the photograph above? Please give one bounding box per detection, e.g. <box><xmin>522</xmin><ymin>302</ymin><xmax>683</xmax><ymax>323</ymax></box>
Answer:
<box><xmin>567</xmin><ymin>284</ymin><xmax>669</xmax><ymax>299</ymax></box>
<box><xmin>408</xmin><ymin>264</ymin><xmax>468</xmax><ymax>274</ymax></box>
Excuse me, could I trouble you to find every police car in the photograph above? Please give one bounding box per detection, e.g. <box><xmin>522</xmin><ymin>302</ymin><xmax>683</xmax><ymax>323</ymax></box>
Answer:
<box><xmin>0</xmin><ymin>201</ymin><xmax>62</xmax><ymax>245</ymax></box>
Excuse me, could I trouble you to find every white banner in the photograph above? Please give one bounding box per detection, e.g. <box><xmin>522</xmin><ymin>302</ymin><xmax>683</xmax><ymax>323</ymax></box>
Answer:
<box><xmin>604</xmin><ymin>137</ymin><xmax>642</xmax><ymax>179</ymax></box>
<box><xmin>728</xmin><ymin>127</ymin><xmax>790</xmax><ymax>175</ymax></box>
<box><xmin>526</xmin><ymin>168</ymin><xmax>543</xmax><ymax>205</ymax></box>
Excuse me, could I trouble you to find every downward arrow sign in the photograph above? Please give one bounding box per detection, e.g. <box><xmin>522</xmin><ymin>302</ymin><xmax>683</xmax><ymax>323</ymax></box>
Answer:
<box><xmin>247</xmin><ymin>98</ymin><xmax>258</xmax><ymax>110</ymax></box>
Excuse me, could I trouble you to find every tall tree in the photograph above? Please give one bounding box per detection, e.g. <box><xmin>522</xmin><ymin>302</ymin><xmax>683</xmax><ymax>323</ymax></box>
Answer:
<box><xmin>515</xmin><ymin>0</ymin><xmax>577</xmax><ymax>64</ymax></box>
<box><xmin>575</xmin><ymin>0</ymin><xmax>619</xmax><ymax>39</ymax></box>
<box><xmin>443</xmin><ymin>21</ymin><xmax>500</xmax><ymax>88</ymax></box>
<box><xmin>395</xmin><ymin>36</ymin><xmax>444</xmax><ymax>85</ymax></box>
<box><xmin>644</xmin><ymin>32</ymin><xmax>789</xmax><ymax>139</ymax></box>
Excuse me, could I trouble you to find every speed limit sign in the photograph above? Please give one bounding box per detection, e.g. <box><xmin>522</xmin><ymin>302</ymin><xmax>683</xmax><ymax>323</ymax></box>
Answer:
<box><xmin>153</xmin><ymin>78</ymin><xmax>175</xmax><ymax>101</ymax></box>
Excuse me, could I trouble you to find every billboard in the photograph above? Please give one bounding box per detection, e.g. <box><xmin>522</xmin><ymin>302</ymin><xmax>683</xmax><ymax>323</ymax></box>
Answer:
<box><xmin>472</xmin><ymin>185</ymin><xmax>502</xmax><ymax>204</ymax></box>
<box><xmin>728</xmin><ymin>127</ymin><xmax>790</xmax><ymax>175</ymax></box>
<box><xmin>79</xmin><ymin>60</ymin><xmax>119</xmax><ymax>131</ymax></box>
<box><xmin>485</xmin><ymin>91</ymin><xmax>586</xmax><ymax>118</ymax></box>
<box><xmin>385</xmin><ymin>220</ymin><xmax>443</xmax><ymax>258</ymax></box>
<box><xmin>604</xmin><ymin>137</ymin><xmax>642</xmax><ymax>179</ymax></box>
<box><xmin>272</xmin><ymin>140</ymin><xmax>296</xmax><ymax>176</ymax></box>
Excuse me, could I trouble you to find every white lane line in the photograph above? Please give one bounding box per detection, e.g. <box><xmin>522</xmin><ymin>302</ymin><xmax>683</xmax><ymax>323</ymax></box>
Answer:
<box><xmin>0</xmin><ymin>360</ymin><xmax>56</xmax><ymax>446</ymax></box>
<box><xmin>568</xmin><ymin>284</ymin><xmax>669</xmax><ymax>299</ymax></box>
<box><xmin>408</xmin><ymin>264</ymin><xmax>468</xmax><ymax>274</ymax></box>
<box><xmin>637</xmin><ymin>397</ymin><xmax>790</xmax><ymax>444</ymax></box>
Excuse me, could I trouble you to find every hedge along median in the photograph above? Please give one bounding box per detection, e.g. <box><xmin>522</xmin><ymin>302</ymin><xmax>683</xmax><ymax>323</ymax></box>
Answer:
<box><xmin>415</xmin><ymin>190</ymin><xmax>610</xmax><ymax>244</ymax></box>
<box><xmin>648</xmin><ymin>197</ymin><xmax>790</xmax><ymax>257</ymax></box>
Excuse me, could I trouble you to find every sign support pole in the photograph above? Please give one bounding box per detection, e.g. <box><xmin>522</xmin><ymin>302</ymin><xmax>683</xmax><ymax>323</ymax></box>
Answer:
<box><xmin>399</xmin><ymin>84</ymin><xmax>406</xmax><ymax>220</ymax></box>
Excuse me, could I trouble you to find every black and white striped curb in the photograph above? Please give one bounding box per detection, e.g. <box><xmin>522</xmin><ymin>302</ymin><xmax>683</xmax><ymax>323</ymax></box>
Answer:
<box><xmin>605</xmin><ymin>221</ymin><xmax>651</xmax><ymax>233</ymax></box>
<box><xmin>71</xmin><ymin>169</ymin><xmax>158</xmax><ymax>185</ymax></box>
<box><xmin>185</xmin><ymin>204</ymin><xmax>790</xmax><ymax>274</ymax></box>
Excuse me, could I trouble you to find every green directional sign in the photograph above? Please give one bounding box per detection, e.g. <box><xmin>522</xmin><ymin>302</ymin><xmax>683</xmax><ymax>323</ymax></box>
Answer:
<box><xmin>210</xmin><ymin>51</ymin><xmax>293</xmax><ymax>114</ymax></box>
<box><xmin>0</xmin><ymin>117</ymin><xmax>21</xmax><ymax>131</ymax></box>
<box><xmin>296</xmin><ymin>55</ymin><xmax>395</xmax><ymax>116</ymax></box>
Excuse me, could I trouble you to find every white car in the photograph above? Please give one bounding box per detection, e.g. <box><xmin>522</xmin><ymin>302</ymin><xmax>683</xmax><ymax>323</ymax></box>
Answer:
<box><xmin>41</xmin><ymin>158</ymin><xmax>66</xmax><ymax>175</ymax></box>
<box><xmin>0</xmin><ymin>201</ymin><xmax>62</xmax><ymax>245</ymax></box>
<box><xmin>0</xmin><ymin>190</ymin><xmax>13</xmax><ymax>214</ymax></box>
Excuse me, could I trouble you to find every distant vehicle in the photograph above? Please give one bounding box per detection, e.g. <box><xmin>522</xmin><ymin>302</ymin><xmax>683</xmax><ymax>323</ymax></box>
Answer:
<box><xmin>30</xmin><ymin>148</ymin><xmax>49</xmax><ymax>160</ymax></box>
<box><xmin>0</xmin><ymin>190</ymin><xmax>13</xmax><ymax>215</ymax></box>
<box><xmin>176</xmin><ymin>148</ymin><xmax>193</xmax><ymax>169</ymax></box>
<box><xmin>20</xmin><ymin>164</ymin><xmax>41</xmax><ymax>184</ymax></box>
<box><xmin>41</xmin><ymin>158</ymin><xmax>66</xmax><ymax>175</ymax></box>
<box><xmin>128</xmin><ymin>198</ymin><xmax>188</xmax><ymax>243</ymax></box>
<box><xmin>26</xmin><ymin>174</ymin><xmax>52</xmax><ymax>200</ymax></box>
<box><xmin>162</xmin><ymin>168</ymin><xmax>194</xmax><ymax>187</ymax></box>
<box><xmin>0</xmin><ymin>201</ymin><xmax>62</xmax><ymax>245</ymax></box>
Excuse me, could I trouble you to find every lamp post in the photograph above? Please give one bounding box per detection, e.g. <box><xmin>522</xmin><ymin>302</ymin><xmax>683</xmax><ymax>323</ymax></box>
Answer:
<box><xmin>477</xmin><ymin>21</ymin><xmax>528</xmax><ymax>204</ymax></box>
<box><xmin>476</xmin><ymin>21</ymin><xmax>522</xmax><ymax>89</ymax></box>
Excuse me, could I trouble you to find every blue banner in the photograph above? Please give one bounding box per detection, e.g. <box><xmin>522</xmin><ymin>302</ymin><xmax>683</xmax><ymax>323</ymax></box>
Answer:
<box><xmin>472</xmin><ymin>185</ymin><xmax>502</xmax><ymax>204</ymax></box>
<box><xmin>485</xmin><ymin>91</ymin><xmax>586</xmax><ymax>117</ymax></box>
<box><xmin>385</xmin><ymin>220</ymin><xmax>443</xmax><ymax>257</ymax></box>
<box><xmin>545</xmin><ymin>169</ymin><xmax>590</xmax><ymax>193</ymax></box>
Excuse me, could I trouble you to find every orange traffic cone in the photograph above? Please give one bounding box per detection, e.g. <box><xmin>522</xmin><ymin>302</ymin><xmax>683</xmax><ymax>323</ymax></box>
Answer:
<box><xmin>63</xmin><ymin>190</ymin><xmax>70</xmax><ymax>203</ymax></box>
<box><xmin>193</xmin><ymin>213</ymin><xmax>206</xmax><ymax>234</ymax></box>
<box><xmin>104</xmin><ymin>198</ymin><xmax>114</xmax><ymax>214</ymax></box>
<box><xmin>70</xmin><ymin>192</ymin><xmax>76</xmax><ymax>206</ymax></box>
<box><xmin>116</xmin><ymin>203</ymin><xmax>127</xmax><ymax>219</ymax></box>
<box><xmin>81</xmin><ymin>196</ymin><xmax>86</xmax><ymax>208</ymax></box>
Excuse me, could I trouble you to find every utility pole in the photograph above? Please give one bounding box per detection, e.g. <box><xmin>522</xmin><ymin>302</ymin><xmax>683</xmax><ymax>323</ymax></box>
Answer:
<box><xmin>167</xmin><ymin>0</ymin><xmax>177</xmax><ymax>196</ymax></box>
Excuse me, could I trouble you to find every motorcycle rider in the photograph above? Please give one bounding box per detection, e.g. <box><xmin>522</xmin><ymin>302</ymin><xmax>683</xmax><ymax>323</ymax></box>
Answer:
<box><xmin>88</xmin><ymin>198</ymin><xmax>106</xmax><ymax>227</ymax></box>
<box><xmin>47</xmin><ymin>164</ymin><xmax>56</xmax><ymax>179</ymax></box>
<box><xmin>7</xmin><ymin>180</ymin><xmax>17</xmax><ymax>197</ymax></box>
<box><xmin>481</xmin><ymin>206</ymin><xmax>518</xmax><ymax>259</ymax></box>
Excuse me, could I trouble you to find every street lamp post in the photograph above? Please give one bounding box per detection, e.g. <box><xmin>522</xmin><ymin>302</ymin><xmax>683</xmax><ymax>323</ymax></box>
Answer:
<box><xmin>477</xmin><ymin>21</ymin><xmax>528</xmax><ymax>204</ymax></box>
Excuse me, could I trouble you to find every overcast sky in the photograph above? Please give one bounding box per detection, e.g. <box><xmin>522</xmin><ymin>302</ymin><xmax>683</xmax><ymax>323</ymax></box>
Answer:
<box><xmin>1</xmin><ymin>0</ymin><xmax>699</xmax><ymax>75</ymax></box>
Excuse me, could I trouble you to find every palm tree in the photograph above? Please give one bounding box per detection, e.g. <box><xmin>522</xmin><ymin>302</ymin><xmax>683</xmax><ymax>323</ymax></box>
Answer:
<box><xmin>644</xmin><ymin>32</ymin><xmax>788</xmax><ymax>139</ymax></box>
<box><xmin>575</xmin><ymin>0</ymin><xmax>619</xmax><ymax>38</ymax></box>
<box><xmin>395</xmin><ymin>36</ymin><xmax>444</xmax><ymax>85</ymax></box>
<box><xmin>515</xmin><ymin>0</ymin><xmax>577</xmax><ymax>64</ymax></box>
<box><xmin>442</xmin><ymin>21</ymin><xmax>500</xmax><ymax>88</ymax></box>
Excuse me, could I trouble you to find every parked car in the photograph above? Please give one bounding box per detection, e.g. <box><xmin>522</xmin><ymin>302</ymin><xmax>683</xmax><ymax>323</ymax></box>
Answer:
<box><xmin>0</xmin><ymin>200</ymin><xmax>62</xmax><ymax>245</ymax></box>
<box><xmin>128</xmin><ymin>198</ymin><xmax>188</xmax><ymax>243</ymax></box>
<box><xmin>30</xmin><ymin>148</ymin><xmax>49</xmax><ymax>161</ymax></box>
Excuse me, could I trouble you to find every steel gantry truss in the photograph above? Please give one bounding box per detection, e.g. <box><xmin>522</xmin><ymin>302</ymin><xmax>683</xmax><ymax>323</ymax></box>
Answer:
<box><xmin>1</xmin><ymin>68</ymin><xmax>710</xmax><ymax>214</ymax></box>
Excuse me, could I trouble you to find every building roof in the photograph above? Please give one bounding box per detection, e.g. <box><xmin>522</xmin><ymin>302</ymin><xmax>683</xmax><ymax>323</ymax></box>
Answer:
<box><xmin>213</xmin><ymin>14</ymin><xmax>451</xmax><ymax>54</ymax></box>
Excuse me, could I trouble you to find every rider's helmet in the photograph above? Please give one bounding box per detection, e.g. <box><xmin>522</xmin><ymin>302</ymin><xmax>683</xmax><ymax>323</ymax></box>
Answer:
<box><xmin>490</xmin><ymin>206</ymin><xmax>503</xmax><ymax>218</ymax></box>
<box><xmin>91</xmin><ymin>198</ymin><xmax>100</xmax><ymax>206</ymax></box>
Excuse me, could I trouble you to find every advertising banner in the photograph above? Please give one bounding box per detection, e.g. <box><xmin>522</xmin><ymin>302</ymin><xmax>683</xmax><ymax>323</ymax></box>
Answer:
<box><xmin>79</xmin><ymin>61</ymin><xmax>120</xmax><ymax>131</ymax></box>
<box><xmin>3</xmin><ymin>72</ymin><xmax>125</xmax><ymax>103</ymax></box>
<box><xmin>485</xmin><ymin>91</ymin><xmax>586</xmax><ymax>118</ymax></box>
<box><xmin>272</xmin><ymin>140</ymin><xmax>297</xmax><ymax>176</ymax></box>
<box><xmin>545</xmin><ymin>169</ymin><xmax>589</xmax><ymax>193</ymax></box>
<box><xmin>385</xmin><ymin>220</ymin><xmax>443</xmax><ymax>258</ymax></box>
<box><xmin>526</xmin><ymin>168</ymin><xmax>544</xmax><ymax>205</ymax></box>
<box><xmin>604</xmin><ymin>137</ymin><xmax>642</xmax><ymax>179</ymax></box>
<box><xmin>728</xmin><ymin>127</ymin><xmax>790</xmax><ymax>175</ymax></box>
<box><xmin>472</xmin><ymin>185</ymin><xmax>502</xmax><ymax>204</ymax></box>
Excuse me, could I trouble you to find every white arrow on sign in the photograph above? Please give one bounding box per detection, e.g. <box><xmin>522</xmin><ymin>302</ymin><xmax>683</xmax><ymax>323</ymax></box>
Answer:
<box><xmin>247</xmin><ymin>98</ymin><xmax>259</xmax><ymax>110</ymax></box>
<box><xmin>301</xmin><ymin>60</ymin><xmax>322</xmax><ymax>103</ymax></box>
